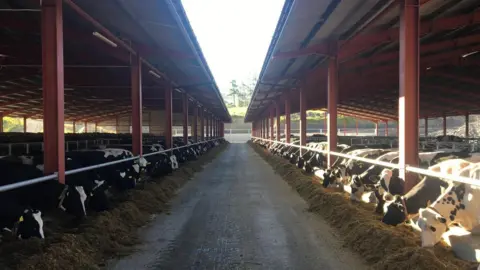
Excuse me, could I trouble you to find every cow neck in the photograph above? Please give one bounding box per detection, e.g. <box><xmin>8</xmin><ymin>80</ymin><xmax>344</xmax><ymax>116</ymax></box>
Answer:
<box><xmin>57</xmin><ymin>186</ymin><xmax>69</xmax><ymax>211</ymax></box>
<box><xmin>427</xmin><ymin>205</ymin><xmax>450</xmax><ymax>231</ymax></box>
<box><xmin>399</xmin><ymin>196</ymin><xmax>410</xmax><ymax>219</ymax></box>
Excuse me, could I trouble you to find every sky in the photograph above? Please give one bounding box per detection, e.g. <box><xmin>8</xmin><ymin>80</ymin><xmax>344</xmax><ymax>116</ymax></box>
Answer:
<box><xmin>181</xmin><ymin>0</ymin><xmax>284</xmax><ymax>96</ymax></box>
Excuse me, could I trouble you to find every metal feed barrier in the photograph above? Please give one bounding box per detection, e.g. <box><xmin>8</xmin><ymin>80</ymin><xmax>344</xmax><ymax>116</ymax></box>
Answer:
<box><xmin>0</xmin><ymin>138</ymin><xmax>223</xmax><ymax>193</ymax></box>
<box><xmin>251</xmin><ymin>136</ymin><xmax>480</xmax><ymax>187</ymax></box>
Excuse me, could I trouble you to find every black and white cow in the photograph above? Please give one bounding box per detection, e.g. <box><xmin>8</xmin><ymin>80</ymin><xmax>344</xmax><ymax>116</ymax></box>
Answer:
<box><xmin>381</xmin><ymin>159</ymin><xmax>469</xmax><ymax>227</ymax></box>
<box><xmin>417</xmin><ymin>161</ymin><xmax>479</xmax><ymax>247</ymax></box>
<box><xmin>0</xmin><ymin>161</ymin><xmax>46</xmax><ymax>239</ymax></box>
<box><xmin>322</xmin><ymin>148</ymin><xmax>390</xmax><ymax>188</ymax></box>
<box><xmin>4</xmin><ymin>154</ymin><xmax>103</xmax><ymax>218</ymax></box>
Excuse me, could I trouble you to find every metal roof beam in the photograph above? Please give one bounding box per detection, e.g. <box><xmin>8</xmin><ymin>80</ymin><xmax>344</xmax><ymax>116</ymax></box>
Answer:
<box><xmin>268</xmin><ymin>10</ymin><xmax>480</xmax><ymax>61</ymax></box>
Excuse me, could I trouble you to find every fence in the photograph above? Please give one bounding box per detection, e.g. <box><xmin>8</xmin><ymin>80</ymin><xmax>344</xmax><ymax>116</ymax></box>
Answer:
<box><xmin>0</xmin><ymin>138</ymin><xmax>223</xmax><ymax>193</ymax></box>
<box><xmin>251</xmin><ymin>136</ymin><xmax>480</xmax><ymax>187</ymax></box>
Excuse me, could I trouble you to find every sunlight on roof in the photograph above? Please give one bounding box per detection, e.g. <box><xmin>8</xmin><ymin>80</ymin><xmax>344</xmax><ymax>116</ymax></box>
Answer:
<box><xmin>181</xmin><ymin>0</ymin><xmax>284</xmax><ymax>94</ymax></box>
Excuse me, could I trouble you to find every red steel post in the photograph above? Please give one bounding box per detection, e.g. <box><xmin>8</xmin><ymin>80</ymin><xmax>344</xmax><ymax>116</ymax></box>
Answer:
<box><xmin>94</xmin><ymin>122</ymin><xmax>98</xmax><ymax>133</ymax></box>
<box><xmin>0</xmin><ymin>113</ymin><xmax>3</xmax><ymax>132</ymax></box>
<box><xmin>285</xmin><ymin>94</ymin><xmax>291</xmax><ymax>143</ymax></box>
<box><xmin>73</xmin><ymin>121</ymin><xmax>76</xmax><ymax>134</ymax></box>
<box><xmin>131</xmin><ymin>54</ymin><xmax>142</xmax><ymax>156</ymax></box>
<box><xmin>300</xmin><ymin>87</ymin><xmax>307</xmax><ymax>154</ymax></box>
<box><xmin>385</xmin><ymin>121</ymin><xmax>388</xmax><ymax>136</ymax></box>
<box><xmin>270</xmin><ymin>107</ymin><xmax>274</xmax><ymax>140</ymax></box>
<box><xmin>399</xmin><ymin>0</ymin><xmax>420</xmax><ymax>192</ymax></box>
<box><xmin>327</xmin><ymin>56</ymin><xmax>338</xmax><ymax>166</ymax></box>
<box><xmin>276</xmin><ymin>103</ymin><xmax>281</xmax><ymax>140</ymax></box>
<box><xmin>442</xmin><ymin>115</ymin><xmax>447</xmax><ymax>136</ymax></box>
<box><xmin>23</xmin><ymin>117</ymin><xmax>27</xmax><ymax>133</ymax></box>
<box><xmin>164</xmin><ymin>84</ymin><xmax>173</xmax><ymax>149</ymax></box>
<box><xmin>200</xmin><ymin>108</ymin><xmax>205</xmax><ymax>141</ymax></box>
<box><xmin>42</xmin><ymin>0</ymin><xmax>65</xmax><ymax>183</ymax></box>
<box><xmin>323</xmin><ymin>112</ymin><xmax>327</xmax><ymax>134</ymax></box>
<box><xmin>355</xmin><ymin>119</ymin><xmax>358</xmax><ymax>135</ymax></box>
<box><xmin>465</xmin><ymin>113</ymin><xmax>469</xmax><ymax>138</ymax></box>
<box><xmin>424</xmin><ymin>118</ymin><xmax>428</xmax><ymax>137</ymax></box>
<box><xmin>182</xmin><ymin>93</ymin><xmax>188</xmax><ymax>144</ymax></box>
<box><xmin>192</xmin><ymin>104</ymin><xmax>198</xmax><ymax>142</ymax></box>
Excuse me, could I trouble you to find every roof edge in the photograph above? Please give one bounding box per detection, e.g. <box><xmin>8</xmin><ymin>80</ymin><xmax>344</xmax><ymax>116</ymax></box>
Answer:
<box><xmin>244</xmin><ymin>0</ymin><xmax>295</xmax><ymax>123</ymax></box>
<box><xmin>167</xmin><ymin>0</ymin><xmax>232</xmax><ymax>122</ymax></box>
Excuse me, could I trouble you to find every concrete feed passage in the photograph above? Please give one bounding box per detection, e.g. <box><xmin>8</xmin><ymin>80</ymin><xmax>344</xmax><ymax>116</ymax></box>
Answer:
<box><xmin>109</xmin><ymin>144</ymin><xmax>365</xmax><ymax>270</ymax></box>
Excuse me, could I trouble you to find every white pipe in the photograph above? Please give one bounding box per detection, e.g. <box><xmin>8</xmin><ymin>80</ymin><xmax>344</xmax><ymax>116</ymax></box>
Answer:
<box><xmin>252</xmin><ymin>136</ymin><xmax>480</xmax><ymax>187</ymax></box>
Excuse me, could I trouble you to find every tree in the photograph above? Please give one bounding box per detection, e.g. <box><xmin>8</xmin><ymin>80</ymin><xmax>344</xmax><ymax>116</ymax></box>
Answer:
<box><xmin>228</xmin><ymin>80</ymin><xmax>240</xmax><ymax>107</ymax></box>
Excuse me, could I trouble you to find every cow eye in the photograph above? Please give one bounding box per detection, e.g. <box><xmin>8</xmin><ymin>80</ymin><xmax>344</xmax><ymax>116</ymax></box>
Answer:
<box><xmin>430</xmin><ymin>226</ymin><xmax>436</xmax><ymax>232</ymax></box>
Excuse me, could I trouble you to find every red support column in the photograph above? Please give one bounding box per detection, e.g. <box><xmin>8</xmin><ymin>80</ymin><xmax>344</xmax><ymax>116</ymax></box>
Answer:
<box><xmin>94</xmin><ymin>122</ymin><xmax>98</xmax><ymax>133</ymax></box>
<box><xmin>131</xmin><ymin>54</ymin><xmax>142</xmax><ymax>156</ymax></box>
<box><xmin>323</xmin><ymin>112</ymin><xmax>327</xmax><ymax>134</ymax></box>
<box><xmin>465</xmin><ymin>113</ymin><xmax>469</xmax><ymax>138</ymax></box>
<box><xmin>442</xmin><ymin>115</ymin><xmax>447</xmax><ymax>136</ymax></box>
<box><xmin>200</xmin><ymin>108</ymin><xmax>205</xmax><ymax>141</ymax></box>
<box><xmin>23</xmin><ymin>117</ymin><xmax>27</xmax><ymax>133</ymax></box>
<box><xmin>355</xmin><ymin>119</ymin><xmax>358</xmax><ymax>135</ymax></box>
<box><xmin>327</xmin><ymin>56</ymin><xmax>338</xmax><ymax>166</ymax></box>
<box><xmin>285</xmin><ymin>94</ymin><xmax>291</xmax><ymax>143</ymax></box>
<box><xmin>0</xmin><ymin>113</ymin><xmax>3</xmax><ymax>132</ymax></box>
<box><xmin>182</xmin><ymin>93</ymin><xmax>188</xmax><ymax>144</ymax></box>
<box><xmin>73</xmin><ymin>121</ymin><xmax>76</xmax><ymax>134</ymax></box>
<box><xmin>164</xmin><ymin>84</ymin><xmax>173</xmax><ymax>149</ymax></box>
<box><xmin>208</xmin><ymin>114</ymin><xmax>213</xmax><ymax>140</ymax></box>
<box><xmin>385</xmin><ymin>121</ymin><xmax>388</xmax><ymax>136</ymax></box>
<box><xmin>42</xmin><ymin>0</ymin><xmax>65</xmax><ymax>183</ymax></box>
<box><xmin>276</xmin><ymin>103</ymin><xmax>281</xmax><ymax>140</ymax></box>
<box><xmin>270</xmin><ymin>107</ymin><xmax>274</xmax><ymax>140</ymax></box>
<box><xmin>424</xmin><ymin>118</ymin><xmax>428</xmax><ymax>137</ymax></box>
<box><xmin>84</xmin><ymin>121</ymin><xmax>88</xmax><ymax>133</ymax></box>
<box><xmin>192</xmin><ymin>104</ymin><xmax>198</xmax><ymax>142</ymax></box>
<box><xmin>300</xmin><ymin>87</ymin><xmax>307</xmax><ymax>154</ymax></box>
<box><xmin>399</xmin><ymin>0</ymin><xmax>420</xmax><ymax>192</ymax></box>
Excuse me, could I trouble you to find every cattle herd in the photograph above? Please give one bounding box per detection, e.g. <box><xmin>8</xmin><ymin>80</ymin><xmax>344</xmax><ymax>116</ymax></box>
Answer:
<box><xmin>0</xmin><ymin>132</ymin><xmax>226</xmax><ymax>241</ymax></box>
<box><xmin>253</xmin><ymin>134</ymin><xmax>480</xmax><ymax>248</ymax></box>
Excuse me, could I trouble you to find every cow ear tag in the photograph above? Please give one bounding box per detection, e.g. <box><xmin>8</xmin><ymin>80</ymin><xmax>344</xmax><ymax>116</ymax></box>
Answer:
<box><xmin>18</xmin><ymin>216</ymin><xmax>24</xmax><ymax>223</ymax></box>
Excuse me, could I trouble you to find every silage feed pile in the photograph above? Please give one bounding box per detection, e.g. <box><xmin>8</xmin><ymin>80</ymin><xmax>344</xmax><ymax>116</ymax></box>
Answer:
<box><xmin>248</xmin><ymin>141</ymin><xmax>477</xmax><ymax>270</ymax></box>
<box><xmin>0</xmin><ymin>142</ymin><xmax>229</xmax><ymax>270</ymax></box>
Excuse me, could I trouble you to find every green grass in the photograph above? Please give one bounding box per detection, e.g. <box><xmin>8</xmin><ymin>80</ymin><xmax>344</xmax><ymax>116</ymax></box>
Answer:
<box><xmin>228</xmin><ymin>106</ymin><xmax>248</xmax><ymax>117</ymax></box>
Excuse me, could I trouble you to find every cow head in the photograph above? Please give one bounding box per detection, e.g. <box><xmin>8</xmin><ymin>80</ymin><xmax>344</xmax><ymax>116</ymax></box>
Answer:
<box><xmin>417</xmin><ymin>208</ymin><xmax>448</xmax><ymax>247</ymax></box>
<box><xmin>16</xmin><ymin>209</ymin><xmax>44</xmax><ymax>239</ymax></box>
<box><xmin>323</xmin><ymin>167</ymin><xmax>342</xmax><ymax>188</ymax></box>
<box><xmin>381</xmin><ymin>195</ymin><xmax>407</xmax><ymax>226</ymax></box>
<box><xmin>58</xmin><ymin>185</ymin><xmax>88</xmax><ymax>218</ymax></box>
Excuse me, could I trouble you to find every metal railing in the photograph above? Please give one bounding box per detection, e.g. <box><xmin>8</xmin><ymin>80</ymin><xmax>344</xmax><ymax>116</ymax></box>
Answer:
<box><xmin>0</xmin><ymin>138</ymin><xmax>223</xmax><ymax>193</ymax></box>
<box><xmin>251</xmin><ymin>136</ymin><xmax>480</xmax><ymax>187</ymax></box>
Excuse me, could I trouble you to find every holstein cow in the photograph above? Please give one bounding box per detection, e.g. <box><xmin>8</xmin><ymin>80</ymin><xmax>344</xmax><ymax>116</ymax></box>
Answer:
<box><xmin>66</xmin><ymin>148</ymin><xmax>147</xmax><ymax>191</ymax></box>
<box><xmin>6</xmin><ymin>154</ymin><xmax>104</xmax><ymax>217</ymax></box>
<box><xmin>417</xmin><ymin>162</ymin><xmax>480</xmax><ymax>247</ymax></box>
<box><xmin>352</xmin><ymin>151</ymin><xmax>473</xmax><ymax>212</ymax></box>
<box><xmin>0</xmin><ymin>161</ymin><xmax>46</xmax><ymax>239</ymax></box>
<box><xmin>382</xmin><ymin>159</ymin><xmax>470</xmax><ymax>227</ymax></box>
<box><xmin>322</xmin><ymin>148</ymin><xmax>390</xmax><ymax>188</ymax></box>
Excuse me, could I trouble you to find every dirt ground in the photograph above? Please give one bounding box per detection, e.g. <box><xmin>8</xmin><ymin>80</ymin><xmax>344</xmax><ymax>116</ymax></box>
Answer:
<box><xmin>108</xmin><ymin>143</ymin><xmax>366</xmax><ymax>270</ymax></box>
